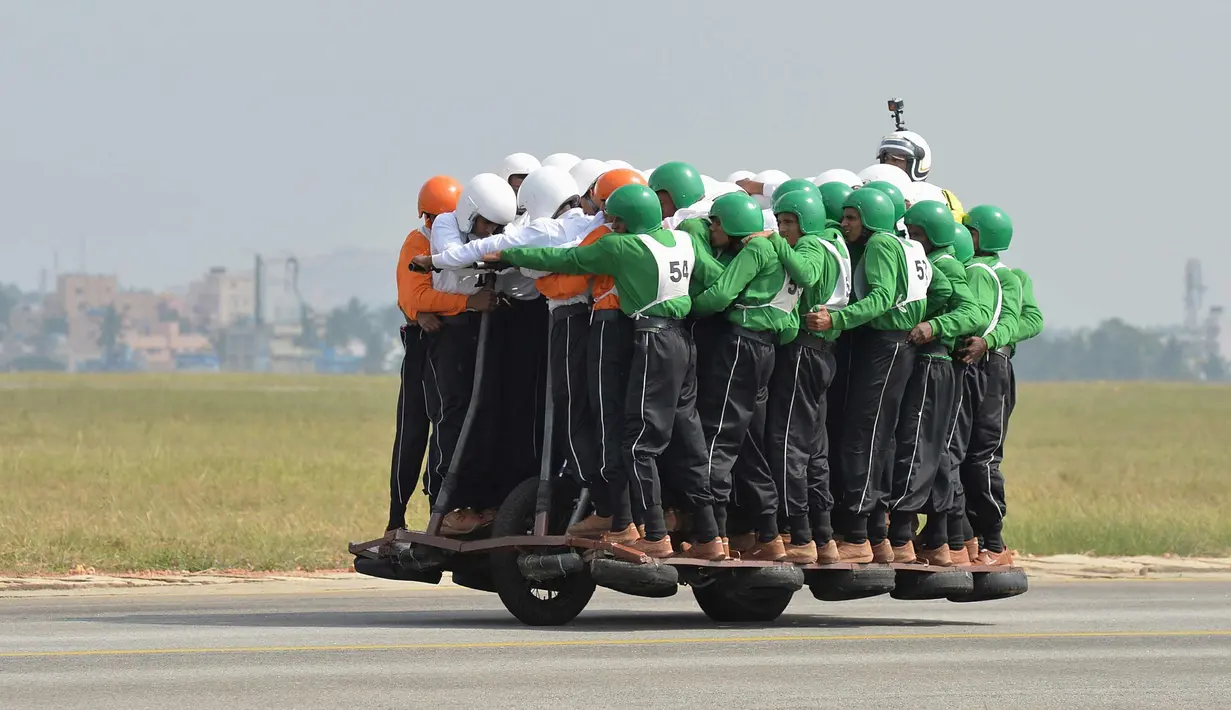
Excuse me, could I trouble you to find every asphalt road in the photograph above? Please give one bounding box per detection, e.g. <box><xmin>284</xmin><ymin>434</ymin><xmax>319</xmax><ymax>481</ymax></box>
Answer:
<box><xmin>2</xmin><ymin>579</ymin><xmax>1229</xmax><ymax>709</ymax></box>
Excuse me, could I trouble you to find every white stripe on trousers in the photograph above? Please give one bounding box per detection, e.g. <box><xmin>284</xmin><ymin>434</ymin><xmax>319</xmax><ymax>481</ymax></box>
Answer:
<box><xmin>706</xmin><ymin>335</ymin><xmax>743</xmax><ymax>479</ymax></box>
<box><xmin>858</xmin><ymin>342</ymin><xmax>901</xmax><ymax>512</ymax></box>
<box><xmin>424</xmin><ymin>352</ymin><xmax>446</xmax><ymax>499</ymax></box>
<box><xmin>984</xmin><ymin>353</ymin><xmax>1008</xmax><ymax>518</ymax></box>
<box><xmin>596</xmin><ymin>321</ymin><xmax>610</xmax><ymax>483</ymax></box>
<box><xmin>629</xmin><ymin>333</ymin><xmax>651</xmax><ymax>509</ymax></box>
<box><xmin>779</xmin><ymin>348</ymin><xmax>803</xmax><ymax>517</ymax></box>
<box><xmin>890</xmin><ymin>360</ymin><xmax>929</xmax><ymax>510</ymax></box>
<box><xmin>564</xmin><ymin>316</ymin><xmax>583</xmax><ymax>481</ymax></box>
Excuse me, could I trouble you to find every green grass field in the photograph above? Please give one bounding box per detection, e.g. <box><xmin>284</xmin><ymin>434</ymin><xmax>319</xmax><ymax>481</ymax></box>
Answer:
<box><xmin>1</xmin><ymin>374</ymin><xmax>1228</xmax><ymax>574</ymax></box>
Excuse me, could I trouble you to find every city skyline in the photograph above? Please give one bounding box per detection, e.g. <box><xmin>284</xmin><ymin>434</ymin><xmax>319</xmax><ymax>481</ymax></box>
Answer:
<box><xmin>2</xmin><ymin>1</ymin><xmax>1229</xmax><ymax>329</ymax></box>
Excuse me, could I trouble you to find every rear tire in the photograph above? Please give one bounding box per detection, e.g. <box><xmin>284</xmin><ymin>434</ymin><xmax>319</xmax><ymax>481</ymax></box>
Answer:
<box><xmin>491</xmin><ymin>477</ymin><xmax>595</xmax><ymax>626</ymax></box>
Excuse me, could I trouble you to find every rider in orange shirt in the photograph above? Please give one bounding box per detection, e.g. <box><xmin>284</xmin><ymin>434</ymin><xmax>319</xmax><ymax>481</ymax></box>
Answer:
<box><xmin>386</xmin><ymin>175</ymin><xmax>465</xmax><ymax>532</ymax></box>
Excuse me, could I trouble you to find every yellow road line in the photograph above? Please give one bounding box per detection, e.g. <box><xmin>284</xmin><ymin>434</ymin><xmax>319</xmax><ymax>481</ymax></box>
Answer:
<box><xmin>4</xmin><ymin>629</ymin><xmax>1230</xmax><ymax>659</ymax></box>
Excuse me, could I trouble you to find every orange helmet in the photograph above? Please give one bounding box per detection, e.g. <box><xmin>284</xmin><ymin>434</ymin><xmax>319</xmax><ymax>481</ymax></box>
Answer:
<box><xmin>594</xmin><ymin>168</ymin><xmax>648</xmax><ymax>203</ymax></box>
<box><xmin>418</xmin><ymin>175</ymin><xmax>463</xmax><ymax>220</ymax></box>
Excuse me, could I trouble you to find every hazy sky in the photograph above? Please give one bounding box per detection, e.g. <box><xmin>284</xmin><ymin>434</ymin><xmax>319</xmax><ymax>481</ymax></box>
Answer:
<box><xmin>2</xmin><ymin>0</ymin><xmax>1228</xmax><ymax>329</ymax></box>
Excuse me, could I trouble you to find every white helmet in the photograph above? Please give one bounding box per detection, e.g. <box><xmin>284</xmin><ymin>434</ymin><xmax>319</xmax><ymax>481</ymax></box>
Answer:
<box><xmin>751</xmin><ymin>169</ymin><xmax>791</xmax><ymax>208</ymax></box>
<box><xmin>569</xmin><ymin>158</ymin><xmax>609</xmax><ymax>195</ymax></box>
<box><xmin>900</xmin><ymin>181</ymin><xmax>947</xmax><ymax>208</ymax></box>
<box><xmin>456</xmin><ymin>173</ymin><xmax>518</xmax><ymax>232</ymax></box>
<box><xmin>541</xmin><ymin>152</ymin><xmax>581</xmax><ymax>171</ymax></box>
<box><xmin>499</xmin><ymin>153</ymin><xmax>541</xmax><ymax>181</ymax></box>
<box><xmin>726</xmin><ymin>170</ymin><xmax>755</xmax><ymax>183</ymax></box>
<box><xmin>605</xmin><ymin>159</ymin><xmax>635</xmax><ymax>170</ymax></box>
<box><xmin>637</xmin><ymin>168</ymin><xmax>652</xmax><ymax>180</ymax></box>
<box><xmin>516</xmin><ymin>166</ymin><xmax>580</xmax><ymax>222</ymax></box>
<box><xmin>811</xmin><ymin>169</ymin><xmax>862</xmax><ymax>189</ymax></box>
<box><xmin>709</xmin><ymin>182</ymin><xmax>744</xmax><ymax>200</ymax></box>
<box><xmin>877</xmin><ymin>130</ymin><xmax>932</xmax><ymax>182</ymax></box>
<box><xmin>700</xmin><ymin>174</ymin><xmax>720</xmax><ymax>199</ymax></box>
<box><xmin>857</xmin><ymin>163</ymin><xmax>910</xmax><ymax>190</ymax></box>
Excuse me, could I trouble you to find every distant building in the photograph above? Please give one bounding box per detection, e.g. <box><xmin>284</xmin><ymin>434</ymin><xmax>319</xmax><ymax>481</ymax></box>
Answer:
<box><xmin>185</xmin><ymin>267</ymin><xmax>255</xmax><ymax>332</ymax></box>
<box><xmin>124</xmin><ymin>321</ymin><xmax>213</xmax><ymax>372</ymax></box>
<box><xmin>52</xmin><ymin>273</ymin><xmax>118</xmax><ymax>368</ymax></box>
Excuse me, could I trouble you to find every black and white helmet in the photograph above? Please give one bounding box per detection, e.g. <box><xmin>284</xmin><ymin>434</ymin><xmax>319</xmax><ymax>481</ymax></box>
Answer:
<box><xmin>877</xmin><ymin>130</ymin><xmax>932</xmax><ymax>182</ymax></box>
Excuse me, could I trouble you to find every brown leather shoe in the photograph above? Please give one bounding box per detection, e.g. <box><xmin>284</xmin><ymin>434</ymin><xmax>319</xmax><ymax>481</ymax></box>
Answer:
<box><xmin>975</xmin><ymin>548</ymin><xmax>1013</xmax><ymax>566</ymax></box>
<box><xmin>948</xmin><ymin>545</ymin><xmax>971</xmax><ymax>566</ymax></box>
<box><xmin>838</xmin><ymin>540</ymin><xmax>874</xmax><ymax>563</ymax></box>
<box><xmin>964</xmin><ymin>538</ymin><xmax>979</xmax><ymax>563</ymax></box>
<box><xmin>916</xmin><ymin>545</ymin><xmax>953</xmax><ymax>566</ymax></box>
<box><xmin>728</xmin><ymin>532</ymin><xmax>756</xmax><ymax>554</ymax></box>
<box><xmin>679</xmin><ymin>537</ymin><xmax>727</xmax><ymax>561</ymax></box>
<box><xmin>630</xmin><ymin>535</ymin><xmax>674</xmax><ymax>558</ymax></box>
<box><xmin>439</xmin><ymin>509</ymin><xmax>484</xmax><ymax>536</ymax></box>
<box><xmin>566</xmin><ymin>514</ymin><xmax>612</xmax><ymax>539</ymax></box>
<box><xmin>784</xmin><ymin>539</ymin><xmax>818</xmax><ymax>564</ymax></box>
<box><xmin>816</xmin><ymin>539</ymin><xmax>841</xmax><ymax>564</ymax></box>
<box><xmin>742</xmin><ymin>536</ymin><xmax>787</xmax><ymax>562</ymax></box>
<box><xmin>601</xmin><ymin>523</ymin><xmax>640</xmax><ymax>545</ymax></box>
<box><xmin>871</xmin><ymin>539</ymin><xmax>894</xmax><ymax>563</ymax></box>
<box><xmin>892</xmin><ymin>540</ymin><xmax>917</xmax><ymax>563</ymax></box>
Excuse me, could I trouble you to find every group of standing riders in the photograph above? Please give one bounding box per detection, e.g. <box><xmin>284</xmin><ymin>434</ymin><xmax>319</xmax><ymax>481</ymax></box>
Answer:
<box><xmin>386</xmin><ymin>127</ymin><xmax>1043</xmax><ymax>570</ymax></box>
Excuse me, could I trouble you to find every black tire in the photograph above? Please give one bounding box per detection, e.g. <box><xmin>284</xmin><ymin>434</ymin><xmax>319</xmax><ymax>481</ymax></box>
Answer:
<box><xmin>692</xmin><ymin>583</ymin><xmax>794</xmax><ymax>623</ymax></box>
<box><xmin>491</xmin><ymin>477</ymin><xmax>595</xmax><ymax>626</ymax></box>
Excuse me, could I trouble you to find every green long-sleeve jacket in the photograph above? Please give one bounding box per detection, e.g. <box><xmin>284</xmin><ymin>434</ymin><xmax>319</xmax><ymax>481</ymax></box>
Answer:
<box><xmin>693</xmin><ymin>237</ymin><xmax>799</xmax><ymax>343</ymax></box>
<box><xmin>960</xmin><ymin>255</ymin><xmax>1021</xmax><ymax>350</ymax></box>
<box><xmin>768</xmin><ymin>228</ymin><xmax>848</xmax><ymax>342</ymax></box>
<box><xmin>1011</xmin><ymin>267</ymin><xmax>1044</xmax><ymax>346</ymax></box>
<box><xmin>923</xmin><ymin>247</ymin><xmax>989</xmax><ymax>356</ymax></box>
<box><xmin>676</xmin><ymin>217</ymin><xmax>727</xmax><ymax>297</ymax></box>
<box><xmin>503</xmin><ymin>227</ymin><xmax>693</xmax><ymax>320</ymax></box>
<box><xmin>830</xmin><ymin>231</ymin><xmax>926</xmax><ymax>332</ymax></box>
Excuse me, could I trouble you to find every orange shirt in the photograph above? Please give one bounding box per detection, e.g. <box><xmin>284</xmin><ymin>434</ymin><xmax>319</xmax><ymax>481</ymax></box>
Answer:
<box><xmin>532</xmin><ymin>224</ymin><xmax>621</xmax><ymax>311</ymax></box>
<box><xmin>397</xmin><ymin>229</ymin><xmax>469</xmax><ymax>320</ymax></box>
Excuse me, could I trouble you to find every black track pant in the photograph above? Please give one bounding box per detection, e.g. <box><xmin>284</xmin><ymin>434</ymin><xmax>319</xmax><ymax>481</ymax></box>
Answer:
<box><xmin>422</xmin><ymin>314</ymin><xmax>481</xmax><ymax>510</ymax></box>
<box><xmin>549</xmin><ymin>306</ymin><xmax>605</xmax><ymax>514</ymax></box>
<box><xmin>696</xmin><ymin>327</ymin><xmax>777</xmax><ymax>539</ymax></box>
<box><xmin>944</xmin><ymin>361</ymin><xmax>976</xmax><ymax>549</ymax></box>
<box><xmin>887</xmin><ymin>347</ymin><xmax>957</xmax><ymax>547</ymax></box>
<box><xmin>961</xmin><ymin>347</ymin><xmax>1015</xmax><ymax>553</ymax></box>
<box><xmin>388</xmin><ymin>325</ymin><xmax>431</xmax><ymax>531</ymax></box>
<box><xmin>587</xmin><ymin>311</ymin><xmax>634</xmax><ymax>529</ymax></box>
<box><xmin>485</xmin><ymin>297</ymin><xmax>548</xmax><ymax>509</ymax></box>
<box><xmin>622</xmin><ymin>321</ymin><xmax>718</xmax><ymax>542</ymax></box>
<box><xmin>766</xmin><ymin>337</ymin><xmax>835</xmax><ymax>546</ymax></box>
<box><xmin>919</xmin><ymin>358</ymin><xmax>965</xmax><ymax>549</ymax></box>
<box><xmin>832</xmin><ymin>328</ymin><xmax>916</xmax><ymax>543</ymax></box>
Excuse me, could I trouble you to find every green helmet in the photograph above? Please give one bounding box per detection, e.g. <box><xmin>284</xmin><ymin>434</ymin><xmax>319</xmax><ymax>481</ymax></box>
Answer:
<box><xmin>648</xmin><ymin>161</ymin><xmax>705</xmax><ymax>210</ymax></box>
<box><xmin>605</xmin><ymin>184</ymin><xmax>663</xmax><ymax>233</ymax></box>
<box><xmin>710</xmin><ymin>192</ymin><xmax>764</xmax><ymax>237</ymax></box>
<box><xmin>862</xmin><ymin>180</ymin><xmax>906</xmax><ymax>222</ymax></box>
<box><xmin>772</xmin><ymin>190</ymin><xmax>827</xmax><ymax>233</ymax></box>
<box><xmin>952</xmin><ymin>224</ymin><xmax>974</xmax><ymax>263</ymax></box>
<box><xmin>817</xmin><ymin>181</ymin><xmax>853</xmax><ymax>225</ymax></box>
<box><xmin>843</xmin><ymin>188</ymin><xmax>897</xmax><ymax>234</ymax></box>
<box><xmin>963</xmin><ymin>205</ymin><xmax>1013</xmax><ymax>252</ymax></box>
<box><xmin>770</xmin><ymin>178</ymin><xmax>820</xmax><ymax>204</ymax></box>
<box><xmin>903</xmin><ymin>200</ymin><xmax>957</xmax><ymax>247</ymax></box>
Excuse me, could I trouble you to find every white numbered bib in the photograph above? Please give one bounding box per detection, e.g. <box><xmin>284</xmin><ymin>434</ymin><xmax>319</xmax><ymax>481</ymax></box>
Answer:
<box><xmin>816</xmin><ymin>237</ymin><xmax>852</xmax><ymax>310</ymax></box>
<box><xmin>631</xmin><ymin>230</ymin><xmax>695</xmax><ymax>318</ymax></box>
<box><xmin>738</xmin><ymin>270</ymin><xmax>801</xmax><ymax>315</ymax></box>
<box><xmin>967</xmin><ymin>262</ymin><xmax>1003</xmax><ymax>337</ymax></box>
<box><xmin>899</xmin><ymin>236</ymin><xmax>931</xmax><ymax>309</ymax></box>
<box><xmin>851</xmin><ymin>235</ymin><xmax>931</xmax><ymax>311</ymax></box>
